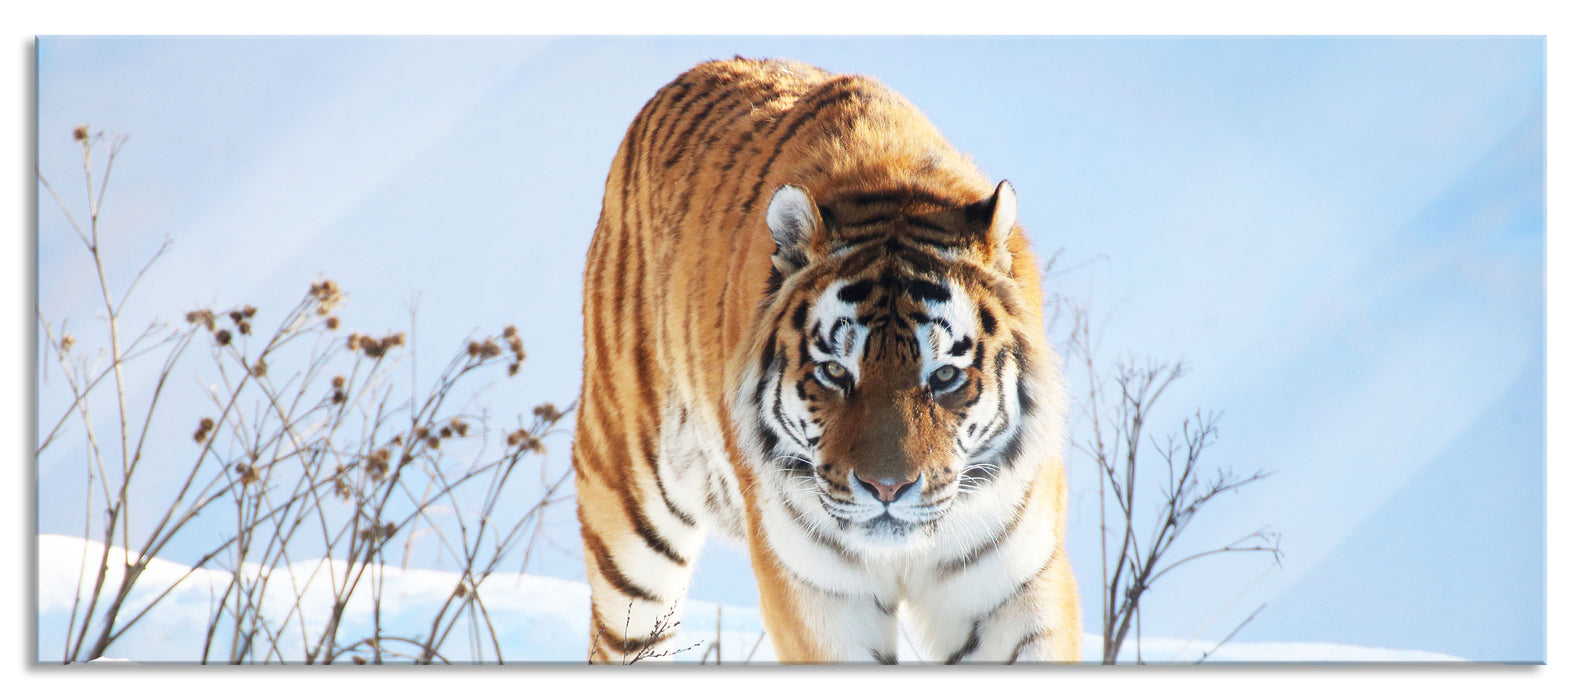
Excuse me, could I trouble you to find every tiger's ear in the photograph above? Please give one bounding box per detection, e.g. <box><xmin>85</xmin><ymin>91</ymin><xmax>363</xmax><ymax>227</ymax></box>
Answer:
<box><xmin>766</xmin><ymin>184</ymin><xmax>824</xmax><ymax>275</ymax></box>
<box><xmin>966</xmin><ymin>180</ymin><xmax>1017</xmax><ymax>273</ymax></box>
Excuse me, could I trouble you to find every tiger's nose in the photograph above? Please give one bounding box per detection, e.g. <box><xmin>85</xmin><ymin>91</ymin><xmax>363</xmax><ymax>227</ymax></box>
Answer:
<box><xmin>855</xmin><ymin>474</ymin><xmax>920</xmax><ymax>504</ymax></box>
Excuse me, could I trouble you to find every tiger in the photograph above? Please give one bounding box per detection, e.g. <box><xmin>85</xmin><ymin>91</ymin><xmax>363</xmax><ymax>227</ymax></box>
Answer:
<box><xmin>573</xmin><ymin>57</ymin><xmax>1079</xmax><ymax>664</ymax></box>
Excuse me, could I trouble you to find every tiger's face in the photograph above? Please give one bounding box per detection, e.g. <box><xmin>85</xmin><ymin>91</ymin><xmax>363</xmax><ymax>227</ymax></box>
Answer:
<box><xmin>737</xmin><ymin>180</ymin><xmax>1041</xmax><ymax>550</ymax></box>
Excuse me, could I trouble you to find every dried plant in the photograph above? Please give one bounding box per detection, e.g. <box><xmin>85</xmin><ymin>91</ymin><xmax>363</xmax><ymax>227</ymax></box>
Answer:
<box><xmin>37</xmin><ymin>126</ymin><xmax>574</xmax><ymax>664</ymax></box>
<box><xmin>1046</xmin><ymin>254</ymin><xmax>1282</xmax><ymax>665</ymax></box>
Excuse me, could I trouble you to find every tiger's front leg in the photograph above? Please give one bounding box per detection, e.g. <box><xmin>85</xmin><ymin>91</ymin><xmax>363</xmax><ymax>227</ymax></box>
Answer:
<box><xmin>909</xmin><ymin>529</ymin><xmax>1082</xmax><ymax>664</ymax></box>
<box><xmin>746</xmin><ymin>505</ymin><xmax>902</xmax><ymax>663</ymax></box>
<box><xmin>573</xmin><ymin>421</ymin><xmax>708</xmax><ymax>664</ymax></box>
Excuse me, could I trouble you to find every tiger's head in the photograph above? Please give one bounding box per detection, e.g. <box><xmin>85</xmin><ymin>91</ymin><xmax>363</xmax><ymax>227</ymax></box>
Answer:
<box><xmin>734</xmin><ymin>180</ymin><xmax>1061</xmax><ymax>551</ymax></box>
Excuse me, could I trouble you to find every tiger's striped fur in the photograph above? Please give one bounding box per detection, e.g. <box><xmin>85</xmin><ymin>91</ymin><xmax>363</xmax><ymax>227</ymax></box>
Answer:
<box><xmin>574</xmin><ymin>57</ymin><xmax>1079</xmax><ymax>664</ymax></box>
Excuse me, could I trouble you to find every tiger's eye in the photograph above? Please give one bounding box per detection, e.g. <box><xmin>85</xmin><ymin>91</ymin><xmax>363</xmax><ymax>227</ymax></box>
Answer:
<box><xmin>822</xmin><ymin>361</ymin><xmax>848</xmax><ymax>379</ymax></box>
<box><xmin>931</xmin><ymin>365</ymin><xmax>958</xmax><ymax>386</ymax></box>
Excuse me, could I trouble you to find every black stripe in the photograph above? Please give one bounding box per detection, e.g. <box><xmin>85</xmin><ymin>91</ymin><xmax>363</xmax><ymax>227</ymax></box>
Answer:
<box><xmin>656</xmin><ymin>83</ymin><xmax>726</xmax><ymax>168</ymax></box>
<box><xmin>649</xmin><ymin>435</ymin><xmax>699</xmax><ymax>529</ymax></box>
<box><xmin>842</xmin><ymin>213</ymin><xmax>898</xmax><ymax>229</ymax></box>
<box><xmin>583</xmin><ymin>232</ymin><xmax>612</xmax><ymax>394</ymax></box>
<box><xmin>759</xmin><ymin>332</ymin><xmax>780</xmax><ymax>373</ymax></box>
<box><xmin>846</xmin><ymin>188</ymin><xmax>962</xmax><ymax>209</ymax></box>
<box><xmin>945</xmin><ymin>619</ymin><xmax>982</xmax><ymax>665</ymax></box>
<box><xmin>755</xmin><ymin>421</ymin><xmax>781</xmax><ymax>460</ymax></box>
<box><xmin>870</xmin><ymin>648</ymin><xmax>899</xmax><ymax>665</ymax></box>
<box><xmin>741</xmin><ymin>80</ymin><xmax>866</xmax><ymax>214</ymax></box>
<box><xmin>984</xmin><ymin>549</ymin><xmax>1063</xmax><ymax>618</ymax></box>
<box><xmin>777</xmin><ymin>499</ymin><xmax>857</xmax><ymax>564</ymax></box>
<box><xmin>978</xmin><ymin>304</ymin><xmax>998</xmax><ymax>335</ymax></box>
<box><xmin>582</xmin><ymin>524</ymin><xmax>661</xmax><ymax>603</ymax></box>
<box><xmin>781</xmin><ymin>563</ymin><xmax>853</xmax><ymax>600</ymax></box>
<box><xmin>828</xmin><ymin>232</ymin><xmax>888</xmax><ymax>251</ymax></box>
<box><xmin>703</xmin><ymin>478</ymin><xmax>724</xmax><ymax>513</ymax></box>
<box><xmin>671</xmin><ymin>80</ymin><xmax>754</xmax><ymax>209</ymax></box>
<box><xmin>875</xmin><ymin>596</ymin><xmax>898</xmax><ymax>616</ymax></box>
<box><xmin>904</xmin><ymin>217</ymin><xmax>957</xmax><ymax>236</ymax></box>
<box><xmin>1012</xmin><ymin>333</ymin><xmax>1035</xmax><ymax>414</ymax></box>
<box><xmin>1008</xmin><ymin>630</ymin><xmax>1046</xmax><ymax>663</ymax></box>
<box><xmin>763</xmin><ymin>266</ymin><xmax>787</xmax><ymax>297</ymax></box>
<box><xmin>966</xmin><ymin>347</ymin><xmax>1015</xmax><ymax>462</ymax></box>
<box><xmin>598</xmin><ymin>621</ymin><xmax>676</xmax><ymax>655</ymax></box>
<box><xmin>618</xmin><ymin>485</ymin><xmax>689</xmax><ymax>567</ymax></box>
<box><xmin>905</xmin><ymin>278</ymin><xmax>951</xmax><ymax>303</ymax></box>
<box><xmin>668</xmin><ymin>76</ymin><xmax>778</xmax><ymax>174</ymax></box>
<box><xmin>836</xmin><ymin>279</ymin><xmax>874</xmax><ymax>304</ymax></box>
<box><xmin>939</xmin><ymin>489</ymin><xmax>1031</xmax><ymax>575</ymax></box>
<box><xmin>771</xmin><ymin>377</ymin><xmax>810</xmax><ymax>452</ymax></box>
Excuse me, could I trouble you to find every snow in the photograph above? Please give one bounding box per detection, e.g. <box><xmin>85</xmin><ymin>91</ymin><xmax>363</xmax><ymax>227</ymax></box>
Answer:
<box><xmin>36</xmin><ymin>534</ymin><xmax>1461</xmax><ymax>664</ymax></box>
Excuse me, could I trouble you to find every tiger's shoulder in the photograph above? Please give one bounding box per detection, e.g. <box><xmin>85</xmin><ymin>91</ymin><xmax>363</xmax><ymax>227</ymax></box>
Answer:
<box><xmin>613</xmin><ymin>56</ymin><xmax>1047</xmax><ymax>333</ymax></box>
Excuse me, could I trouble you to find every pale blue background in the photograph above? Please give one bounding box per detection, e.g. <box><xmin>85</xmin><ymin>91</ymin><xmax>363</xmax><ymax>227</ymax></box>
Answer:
<box><xmin>35</xmin><ymin>36</ymin><xmax>1544</xmax><ymax>662</ymax></box>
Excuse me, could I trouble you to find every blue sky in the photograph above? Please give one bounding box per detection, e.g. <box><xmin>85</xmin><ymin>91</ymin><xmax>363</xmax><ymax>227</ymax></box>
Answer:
<box><xmin>34</xmin><ymin>36</ymin><xmax>1545</xmax><ymax>662</ymax></box>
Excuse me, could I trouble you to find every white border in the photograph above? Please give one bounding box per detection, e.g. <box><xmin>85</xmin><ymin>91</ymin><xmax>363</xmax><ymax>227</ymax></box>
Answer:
<box><xmin>6</xmin><ymin>2</ymin><xmax>1573</xmax><ymax>698</ymax></box>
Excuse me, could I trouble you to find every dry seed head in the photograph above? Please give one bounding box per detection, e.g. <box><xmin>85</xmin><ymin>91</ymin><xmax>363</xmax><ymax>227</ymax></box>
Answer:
<box><xmin>524</xmin><ymin>437</ymin><xmax>545</xmax><ymax>455</ymax></box>
<box><xmin>193</xmin><ymin>416</ymin><xmax>215</xmax><ymax>444</ymax></box>
<box><xmin>187</xmin><ymin>309</ymin><xmax>216</xmax><ymax>331</ymax></box>
<box><xmin>352</xmin><ymin>656</ymin><xmax>367</xmax><ymax>665</ymax></box>
<box><xmin>331</xmin><ymin>389</ymin><xmax>347</xmax><ymax>404</ymax></box>
<box><xmin>59</xmin><ymin>334</ymin><xmax>75</xmax><ymax>352</ymax></box>
<box><xmin>251</xmin><ymin>359</ymin><xmax>268</xmax><ymax>377</ymax></box>
<box><xmin>242</xmin><ymin>305</ymin><xmax>257</xmax><ymax>318</ymax></box>
<box><xmin>309</xmin><ymin>279</ymin><xmax>343</xmax><ymax>315</ymax></box>
<box><xmin>345</xmin><ymin>333</ymin><xmax>362</xmax><ymax>351</ymax></box>
<box><xmin>237</xmin><ymin>320</ymin><xmax>252</xmax><ymax>336</ymax></box>
<box><xmin>325</xmin><ymin>316</ymin><xmax>340</xmax><ymax>330</ymax></box>
<box><xmin>229</xmin><ymin>311</ymin><xmax>245</xmax><ymax>325</ymax></box>
<box><xmin>414</xmin><ymin>426</ymin><xmax>430</xmax><ymax>440</ymax></box>
<box><xmin>503</xmin><ymin>325</ymin><xmax>517</xmax><ymax>338</ymax></box>
<box><xmin>453</xmin><ymin>583</ymin><xmax>469</xmax><ymax>599</ymax></box>
<box><xmin>73</xmin><ymin>125</ymin><xmax>89</xmax><ymax>142</ymax></box>
<box><xmin>427</xmin><ymin>436</ymin><xmax>441</xmax><ymax>450</ymax></box>
<box><xmin>439</xmin><ymin>426</ymin><xmax>453</xmax><ymax>439</ymax></box>
<box><xmin>449</xmin><ymin>418</ymin><xmax>468</xmax><ymax>437</ymax></box>
<box><xmin>332</xmin><ymin>375</ymin><xmax>346</xmax><ymax>389</ymax></box>
<box><xmin>507</xmin><ymin>362</ymin><xmax>521</xmax><ymax>377</ymax></box>
<box><xmin>215</xmin><ymin>329</ymin><xmax>232</xmax><ymax>345</ymax></box>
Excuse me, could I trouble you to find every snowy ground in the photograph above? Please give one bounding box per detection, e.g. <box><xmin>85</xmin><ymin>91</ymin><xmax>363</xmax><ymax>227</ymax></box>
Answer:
<box><xmin>36</xmin><ymin>535</ymin><xmax>1462</xmax><ymax>664</ymax></box>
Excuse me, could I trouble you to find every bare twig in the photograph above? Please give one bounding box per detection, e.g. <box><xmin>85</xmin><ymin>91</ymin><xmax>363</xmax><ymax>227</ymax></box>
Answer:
<box><xmin>40</xmin><ymin>127</ymin><xmax>575</xmax><ymax>666</ymax></box>
<box><xmin>1046</xmin><ymin>276</ymin><xmax>1282</xmax><ymax>665</ymax></box>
